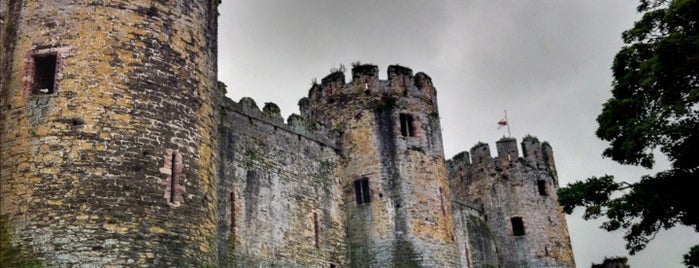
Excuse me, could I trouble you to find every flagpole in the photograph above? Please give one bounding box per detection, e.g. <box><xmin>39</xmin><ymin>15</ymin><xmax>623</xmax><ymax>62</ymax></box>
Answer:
<box><xmin>504</xmin><ymin>109</ymin><xmax>511</xmax><ymax>138</ymax></box>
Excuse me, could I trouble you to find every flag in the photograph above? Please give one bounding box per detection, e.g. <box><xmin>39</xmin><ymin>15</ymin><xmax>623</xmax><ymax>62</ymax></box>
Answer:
<box><xmin>498</xmin><ymin>119</ymin><xmax>507</xmax><ymax>129</ymax></box>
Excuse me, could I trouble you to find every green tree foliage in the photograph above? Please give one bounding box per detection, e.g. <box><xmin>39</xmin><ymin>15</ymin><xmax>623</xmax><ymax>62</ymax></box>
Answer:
<box><xmin>558</xmin><ymin>0</ymin><xmax>699</xmax><ymax>264</ymax></box>
<box><xmin>687</xmin><ymin>245</ymin><xmax>699</xmax><ymax>267</ymax></box>
<box><xmin>0</xmin><ymin>215</ymin><xmax>42</xmax><ymax>267</ymax></box>
<box><xmin>591</xmin><ymin>256</ymin><xmax>630</xmax><ymax>268</ymax></box>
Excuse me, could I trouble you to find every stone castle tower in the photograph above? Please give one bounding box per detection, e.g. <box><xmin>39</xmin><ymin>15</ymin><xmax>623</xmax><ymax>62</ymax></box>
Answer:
<box><xmin>1</xmin><ymin>2</ymin><xmax>575</xmax><ymax>267</ymax></box>
<box><xmin>1</xmin><ymin>1</ymin><xmax>220</xmax><ymax>266</ymax></box>
<box><xmin>449</xmin><ymin>137</ymin><xmax>576</xmax><ymax>267</ymax></box>
<box><xmin>303</xmin><ymin>65</ymin><xmax>460</xmax><ymax>267</ymax></box>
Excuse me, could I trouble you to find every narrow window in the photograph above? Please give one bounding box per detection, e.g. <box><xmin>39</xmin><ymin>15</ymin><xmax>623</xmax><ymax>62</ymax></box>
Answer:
<box><xmin>313</xmin><ymin>212</ymin><xmax>320</xmax><ymax>248</ymax></box>
<box><xmin>159</xmin><ymin>149</ymin><xmax>186</xmax><ymax>207</ymax></box>
<box><xmin>229</xmin><ymin>192</ymin><xmax>235</xmax><ymax>233</ymax></box>
<box><xmin>399</xmin><ymin>113</ymin><xmax>415</xmax><ymax>137</ymax></box>
<box><xmin>354</xmin><ymin>177</ymin><xmax>371</xmax><ymax>205</ymax></box>
<box><xmin>170</xmin><ymin>153</ymin><xmax>178</xmax><ymax>202</ymax></box>
<box><xmin>439</xmin><ymin>187</ymin><xmax>446</xmax><ymax>217</ymax></box>
<box><xmin>537</xmin><ymin>180</ymin><xmax>548</xmax><ymax>196</ymax></box>
<box><xmin>511</xmin><ymin>217</ymin><xmax>525</xmax><ymax>236</ymax></box>
<box><xmin>33</xmin><ymin>54</ymin><xmax>57</xmax><ymax>94</ymax></box>
<box><xmin>330</xmin><ymin>264</ymin><xmax>337</xmax><ymax>268</ymax></box>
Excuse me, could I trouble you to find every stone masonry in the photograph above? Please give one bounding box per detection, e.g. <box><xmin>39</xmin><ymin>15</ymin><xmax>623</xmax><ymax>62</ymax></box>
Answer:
<box><xmin>1</xmin><ymin>1</ymin><xmax>219</xmax><ymax>266</ymax></box>
<box><xmin>1</xmin><ymin>2</ymin><xmax>576</xmax><ymax>267</ymax></box>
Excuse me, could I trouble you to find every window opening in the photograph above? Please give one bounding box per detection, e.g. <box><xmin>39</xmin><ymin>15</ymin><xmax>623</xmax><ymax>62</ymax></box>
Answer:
<box><xmin>354</xmin><ymin>177</ymin><xmax>371</xmax><ymax>205</ymax></box>
<box><xmin>330</xmin><ymin>264</ymin><xmax>337</xmax><ymax>268</ymax></box>
<box><xmin>399</xmin><ymin>113</ymin><xmax>416</xmax><ymax>137</ymax></box>
<box><xmin>439</xmin><ymin>187</ymin><xmax>446</xmax><ymax>217</ymax></box>
<box><xmin>33</xmin><ymin>54</ymin><xmax>57</xmax><ymax>94</ymax></box>
<box><xmin>314</xmin><ymin>212</ymin><xmax>320</xmax><ymax>248</ymax></box>
<box><xmin>537</xmin><ymin>180</ymin><xmax>548</xmax><ymax>196</ymax></box>
<box><xmin>229</xmin><ymin>192</ymin><xmax>235</xmax><ymax>233</ymax></box>
<box><xmin>511</xmin><ymin>217</ymin><xmax>525</xmax><ymax>236</ymax></box>
<box><xmin>160</xmin><ymin>150</ymin><xmax>186</xmax><ymax>207</ymax></box>
<box><xmin>170</xmin><ymin>153</ymin><xmax>177</xmax><ymax>202</ymax></box>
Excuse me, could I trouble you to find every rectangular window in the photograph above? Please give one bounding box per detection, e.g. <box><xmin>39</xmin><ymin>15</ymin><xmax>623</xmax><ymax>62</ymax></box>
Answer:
<box><xmin>537</xmin><ymin>180</ymin><xmax>548</xmax><ymax>196</ymax></box>
<box><xmin>234</xmin><ymin>192</ymin><xmax>235</xmax><ymax>233</ymax></box>
<box><xmin>439</xmin><ymin>187</ymin><xmax>446</xmax><ymax>217</ymax></box>
<box><xmin>354</xmin><ymin>177</ymin><xmax>371</xmax><ymax>205</ymax></box>
<box><xmin>399</xmin><ymin>113</ymin><xmax>415</xmax><ymax>137</ymax></box>
<box><xmin>314</xmin><ymin>212</ymin><xmax>320</xmax><ymax>248</ymax></box>
<box><xmin>33</xmin><ymin>54</ymin><xmax>57</xmax><ymax>94</ymax></box>
<box><xmin>511</xmin><ymin>217</ymin><xmax>525</xmax><ymax>236</ymax></box>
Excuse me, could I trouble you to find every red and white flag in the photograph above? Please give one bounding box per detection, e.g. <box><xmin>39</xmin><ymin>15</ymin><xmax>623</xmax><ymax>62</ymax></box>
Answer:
<box><xmin>497</xmin><ymin>119</ymin><xmax>507</xmax><ymax>129</ymax></box>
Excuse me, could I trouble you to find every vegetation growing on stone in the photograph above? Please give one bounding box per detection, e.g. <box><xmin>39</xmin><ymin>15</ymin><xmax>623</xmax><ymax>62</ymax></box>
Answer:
<box><xmin>218</xmin><ymin>81</ymin><xmax>227</xmax><ymax>95</ymax></box>
<box><xmin>0</xmin><ymin>216</ymin><xmax>42</xmax><ymax>268</ymax></box>
<box><xmin>374</xmin><ymin>95</ymin><xmax>397</xmax><ymax>111</ymax></box>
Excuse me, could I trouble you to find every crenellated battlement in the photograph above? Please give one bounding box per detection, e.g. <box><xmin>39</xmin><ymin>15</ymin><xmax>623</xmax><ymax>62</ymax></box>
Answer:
<box><xmin>449</xmin><ymin>136</ymin><xmax>557</xmax><ymax>172</ymax></box>
<box><xmin>220</xmin><ymin>96</ymin><xmax>339</xmax><ymax>150</ymax></box>
<box><xmin>306</xmin><ymin>64</ymin><xmax>437</xmax><ymax>110</ymax></box>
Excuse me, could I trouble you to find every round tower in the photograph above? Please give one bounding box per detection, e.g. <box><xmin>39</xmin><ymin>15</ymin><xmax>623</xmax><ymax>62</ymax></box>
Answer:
<box><xmin>0</xmin><ymin>1</ymin><xmax>219</xmax><ymax>266</ymax></box>
<box><xmin>303</xmin><ymin>64</ymin><xmax>460</xmax><ymax>267</ymax></box>
<box><xmin>457</xmin><ymin>137</ymin><xmax>575</xmax><ymax>267</ymax></box>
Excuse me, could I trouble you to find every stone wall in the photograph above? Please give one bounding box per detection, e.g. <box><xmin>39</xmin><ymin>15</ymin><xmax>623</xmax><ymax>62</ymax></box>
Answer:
<box><xmin>0</xmin><ymin>1</ymin><xmax>220</xmax><ymax>266</ymax></box>
<box><xmin>218</xmin><ymin>97</ymin><xmax>346</xmax><ymax>267</ymax></box>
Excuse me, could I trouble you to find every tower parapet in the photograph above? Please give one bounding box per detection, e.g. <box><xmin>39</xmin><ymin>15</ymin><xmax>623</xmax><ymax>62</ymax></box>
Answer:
<box><xmin>457</xmin><ymin>136</ymin><xmax>558</xmax><ymax>172</ymax></box>
<box><xmin>307</xmin><ymin>64</ymin><xmax>437</xmax><ymax>121</ymax></box>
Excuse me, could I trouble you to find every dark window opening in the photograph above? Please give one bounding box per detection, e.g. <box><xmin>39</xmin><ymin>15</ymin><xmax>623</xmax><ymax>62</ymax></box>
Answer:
<box><xmin>33</xmin><ymin>54</ymin><xmax>57</xmax><ymax>94</ymax></box>
<box><xmin>170</xmin><ymin>153</ymin><xmax>178</xmax><ymax>202</ymax></box>
<box><xmin>399</xmin><ymin>113</ymin><xmax>416</xmax><ymax>137</ymax></box>
<box><xmin>330</xmin><ymin>264</ymin><xmax>336</xmax><ymax>268</ymax></box>
<box><xmin>439</xmin><ymin>187</ymin><xmax>446</xmax><ymax>217</ymax></box>
<box><xmin>314</xmin><ymin>212</ymin><xmax>320</xmax><ymax>248</ymax></box>
<box><xmin>160</xmin><ymin>150</ymin><xmax>186</xmax><ymax>207</ymax></box>
<box><xmin>354</xmin><ymin>177</ymin><xmax>371</xmax><ymax>205</ymax></box>
<box><xmin>537</xmin><ymin>180</ymin><xmax>548</xmax><ymax>196</ymax></box>
<box><xmin>229</xmin><ymin>192</ymin><xmax>235</xmax><ymax>233</ymax></box>
<box><xmin>511</xmin><ymin>217</ymin><xmax>525</xmax><ymax>236</ymax></box>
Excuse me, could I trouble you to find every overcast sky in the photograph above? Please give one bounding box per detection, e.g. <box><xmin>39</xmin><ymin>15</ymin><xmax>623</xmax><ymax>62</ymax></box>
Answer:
<box><xmin>217</xmin><ymin>1</ymin><xmax>698</xmax><ymax>267</ymax></box>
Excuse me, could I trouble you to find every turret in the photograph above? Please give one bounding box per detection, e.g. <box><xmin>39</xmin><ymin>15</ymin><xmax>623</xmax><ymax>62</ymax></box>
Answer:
<box><xmin>496</xmin><ymin>137</ymin><xmax>519</xmax><ymax>164</ymax></box>
<box><xmin>305</xmin><ymin>64</ymin><xmax>460</xmax><ymax>267</ymax></box>
<box><xmin>470</xmin><ymin>142</ymin><xmax>492</xmax><ymax>165</ymax></box>
<box><xmin>522</xmin><ymin>135</ymin><xmax>545</xmax><ymax>167</ymax></box>
<box><xmin>0</xmin><ymin>1</ymin><xmax>219</xmax><ymax>266</ymax></box>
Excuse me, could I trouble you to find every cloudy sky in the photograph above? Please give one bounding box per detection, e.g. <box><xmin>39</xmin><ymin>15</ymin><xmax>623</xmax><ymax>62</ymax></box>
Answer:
<box><xmin>217</xmin><ymin>1</ymin><xmax>698</xmax><ymax>267</ymax></box>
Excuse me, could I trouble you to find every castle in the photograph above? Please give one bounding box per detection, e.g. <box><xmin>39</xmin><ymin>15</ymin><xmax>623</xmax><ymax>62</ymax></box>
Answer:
<box><xmin>0</xmin><ymin>1</ymin><xmax>575</xmax><ymax>267</ymax></box>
